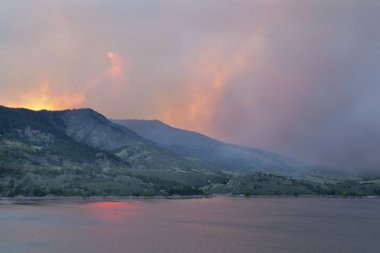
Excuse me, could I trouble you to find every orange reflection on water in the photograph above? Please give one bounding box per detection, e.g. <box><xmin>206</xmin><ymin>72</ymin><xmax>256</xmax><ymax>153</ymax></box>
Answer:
<box><xmin>86</xmin><ymin>201</ymin><xmax>138</xmax><ymax>208</ymax></box>
<box><xmin>82</xmin><ymin>201</ymin><xmax>141</xmax><ymax>221</ymax></box>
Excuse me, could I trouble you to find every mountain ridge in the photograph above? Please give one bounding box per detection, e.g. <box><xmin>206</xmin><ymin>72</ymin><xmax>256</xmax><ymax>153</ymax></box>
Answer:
<box><xmin>0</xmin><ymin>106</ymin><xmax>228</xmax><ymax>196</ymax></box>
<box><xmin>113</xmin><ymin>118</ymin><xmax>340</xmax><ymax>180</ymax></box>
<box><xmin>0</xmin><ymin>105</ymin><xmax>343</xmax><ymax>180</ymax></box>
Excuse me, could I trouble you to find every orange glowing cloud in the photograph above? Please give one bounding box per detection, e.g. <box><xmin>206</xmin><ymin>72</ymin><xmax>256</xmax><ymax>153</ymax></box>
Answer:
<box><xmin>83</xmin><ymin>51</ymin><xmax>127</xmax><ymax>92</ymax></box>
<box><xmin>106</xmin><ymin>51</ymin><xmax>125</xmax><ymax>79</ymax></box>
<box><xmin>3</xmin><ymin>82</ymin><xmax>85</xmax><ymax>111</ymax></box>
<box><xmin>3</xmin><ymin>51</ymin><xmax>127</xmax><ymax>113</ymax></box>
<box><xmin>159</xmin><ymin>35</ymin><xmax>264</xmax><ymax>136</ymax></box>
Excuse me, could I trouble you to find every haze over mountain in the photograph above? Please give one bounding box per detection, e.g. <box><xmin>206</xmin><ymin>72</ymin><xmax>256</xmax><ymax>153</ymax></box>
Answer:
<box><xmin>114</xmin><ymin>119</ymin><xmax>335</xmax><ymax>179</ymax></box>
<box><xmin>1</xmin><ymin>105</ymin><xmax>325</xmax><ymax>180</ymax></box>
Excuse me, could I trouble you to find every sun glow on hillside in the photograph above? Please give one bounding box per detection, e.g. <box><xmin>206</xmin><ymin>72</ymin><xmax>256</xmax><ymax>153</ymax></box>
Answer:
<box><xmin>4</xmin><ymin>82</ymin><xmax>84</xmax><ymax>111</ymax></box>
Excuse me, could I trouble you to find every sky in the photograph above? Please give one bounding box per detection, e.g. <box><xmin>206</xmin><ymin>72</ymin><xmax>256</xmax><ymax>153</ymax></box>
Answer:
<box><xmin>0</xmin><ymin>0</ymin><xmax>379</xmax><ymax>173</ymax></box>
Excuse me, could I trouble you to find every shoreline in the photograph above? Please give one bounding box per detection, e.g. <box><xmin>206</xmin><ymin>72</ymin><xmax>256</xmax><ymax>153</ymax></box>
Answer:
<box><xmin>0</xmin><ymin>194</ymin><xmax>379</xmax><ymax>204</ymax></box>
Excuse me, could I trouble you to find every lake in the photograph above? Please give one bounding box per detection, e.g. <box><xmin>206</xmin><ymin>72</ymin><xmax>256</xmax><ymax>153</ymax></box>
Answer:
<box><xmin>0</xmin><ymin>197</ymin><xmax>379</xmax><ymax>253</ymax></box>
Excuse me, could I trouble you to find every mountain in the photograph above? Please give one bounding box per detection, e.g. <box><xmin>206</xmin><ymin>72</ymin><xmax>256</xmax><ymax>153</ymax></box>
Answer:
<box><xmin>1</xmin><ymin>106</ymin><xmax>366</xmax><ymax>198</ymax></box>
<box><xmin>0</xmin><ymin>106</ymin><xmax>227</xmax><ymax>197</ymax></box>
<box><xmin>113</xmin><ymin>119</ymin><xmax>341</xmax><ymax>180</ymax></box>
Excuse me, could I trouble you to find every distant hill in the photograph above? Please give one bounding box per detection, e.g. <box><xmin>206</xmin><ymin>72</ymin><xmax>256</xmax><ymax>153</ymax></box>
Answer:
<box><xmin>113</xmin><ymin>119</ymin><xmax>342</xmax><ymax>180</ymax></box>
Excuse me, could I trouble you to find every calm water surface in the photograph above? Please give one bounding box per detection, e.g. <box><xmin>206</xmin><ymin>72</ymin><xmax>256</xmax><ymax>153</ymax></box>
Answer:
<box><xmin>0</xmin><ymin>197</ymin><xmax>379</xmax><ymax>253</ymax></box>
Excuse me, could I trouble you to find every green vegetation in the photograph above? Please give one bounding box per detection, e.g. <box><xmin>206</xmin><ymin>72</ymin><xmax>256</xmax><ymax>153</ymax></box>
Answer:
<box><xmin>0</xmin><ymin>164</ymin><xmax>209</xmax><ymax>197</ymax></box>
<box><xmin>2</xmin><ymin>168</ymin><xmax>379</xmax><ymax>197</ymax></box>
<box><xmin>212</xmin><ymin>172</ymin><xmax>380</xmax><ymax>197</ymax></box>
